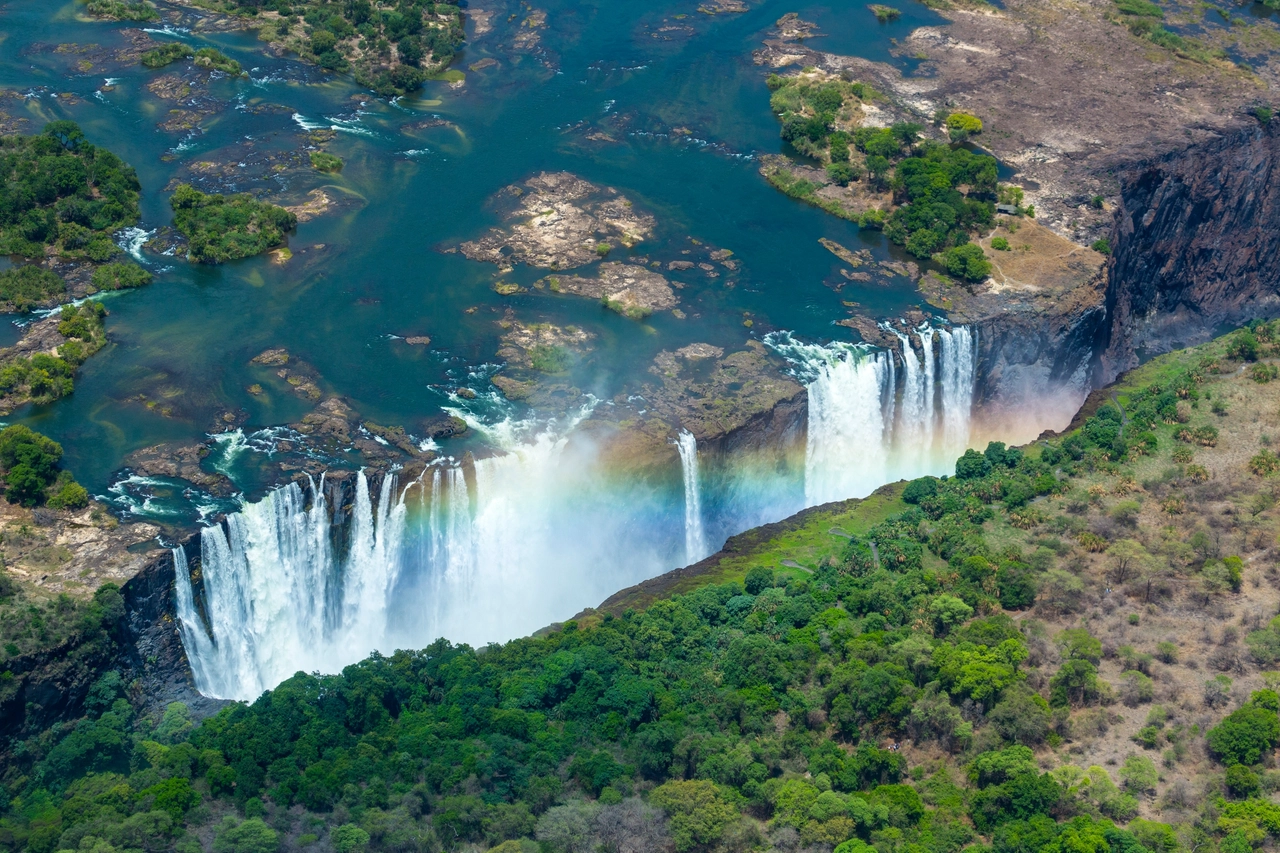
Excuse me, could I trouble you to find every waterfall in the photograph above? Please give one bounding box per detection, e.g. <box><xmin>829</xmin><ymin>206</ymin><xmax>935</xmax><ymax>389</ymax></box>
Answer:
<box><xmin>179</xmin><ymin>414</ymin><xmax>688</xmax><ymax>700</ymax></box>
<box><xmin>765</xmin><ymin>325</ymin><xmax>977</xmax><ymax>505</ymax></box>
<box><xmin>675</xmin><ymin>431</ymin><xmax>707</xmax><ymax>564</ymax></box>
<box><xmin>803</xmin><ymin>347</ymin><xmax>894</xmax><ymax>505</ymax></box>
<box><xmin>174</xmin><ymin>471</ymin><xmax>408</xmax><ymax>700</ymax></box>
<box><xmin>938</xmin><ymin>326</ymin><xmax>975</xmax><ymax>461</ymax></box>
<box><xmin>175</xmin><ymin>331</ymin><xmax>978</xmax><ymax>700</ymax></box>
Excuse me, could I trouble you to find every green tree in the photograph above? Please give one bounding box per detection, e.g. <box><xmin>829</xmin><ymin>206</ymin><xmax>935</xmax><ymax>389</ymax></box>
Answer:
<box><xmin>212</xmin><ymin>817</ymin><xmax>278</xmax><ymax>853</ymax></box>
<box><xmin>943</xmin><ymin>243</ymin><xmax>992</xmax><ymax>282</ymax></box>
<box><xmin>330</xmin><ymin>824</ymin><xmax>370</xmax><ymax>853</ymax></box>
<box><xmin>1207</xmin><ymin>694</ymin><xmax>1280</xmax><ymax>766</ymax></box>
<box><xmin>650</xmin><ymin>780</ymin><xmax>739</xmax><ymax>852</ymax></box>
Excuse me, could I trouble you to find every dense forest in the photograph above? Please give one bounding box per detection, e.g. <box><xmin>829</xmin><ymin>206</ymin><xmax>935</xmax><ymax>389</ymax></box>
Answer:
<box><xmin>3</xmin><ymin>326</ymin><xmax>1280</xmax><ymax>852</ymax></box>
<box><xmin>169</xmin><ymin>185</ymin><xmax>297</xmax><ymax>264</ymax></box>
<box><xmin>0</xmin><ymin>122</ymin><xmax>141</xmax><ymax>261</ymax></box>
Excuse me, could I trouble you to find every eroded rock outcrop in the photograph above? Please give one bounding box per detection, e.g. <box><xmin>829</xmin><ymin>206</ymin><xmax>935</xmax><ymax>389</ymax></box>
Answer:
<box><xmin>1101</xmin><ymin>120</ymin><xmax>1280</xmax><ymax>378</ymax></box>
<box><xmin>459</xmin><ymin>172</ymin><xmax>654</xmax><ymax>269</ymax></box>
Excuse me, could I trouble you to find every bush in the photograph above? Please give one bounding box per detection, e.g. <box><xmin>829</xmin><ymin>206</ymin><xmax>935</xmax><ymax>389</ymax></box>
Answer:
<box><xmin>826</xmin><ymin>162</ymin><xmax>856</xmax><ymax>186</ymax></box>
<box><xmin>1208</xmin><ymin>695</ymin><xmax>1280</xmax><ymax>766</ymax></box>
<box><xmin>169</xmin><ymin>184</ymin><xmax>297</xmax><ymax>263</ymax></box>
<box><xmin>213</xmin><ymin>817</ymin><xmax>279</xmax><ymax>853</ymax></box>
<box><xmin>744</xmin><ymin>566</ymin><xmax>774</xmax><ymax>595</ymax></box>
<box><xmin>0</xmin><ymin>424</ymin><xmax>63</xmax><ymax>506</ymax></box>
<box><xmin>956</xmin><ymin>449</ymin><xmax>992</xmax><ymax>480</ymax></box>
<box><xmin>942</xmin><ymin>243</ymin><xmax>991</xmax><ymax>282</ymax></box>
<box><xmin>946</xmin><ymin>112</ymin><xmax>983</xmax><ymax>140</ymax></box>
<box><xmin>991</xmin><ymin>236</ymin><xmax>1010</xmax><ymax>250</ymax></box>
<box><xmin>309</xmin><ymin>151</ymin><xmax>344</xmax><ymax>173</ymax></box>
<box><xmin>90</xmin><ymin>262</ymin><xmax>152</xmax><ymax>292</ymax></box>
<box><xmin>1092</xmin><ymin>238</ymin><xmax>1111</xmax><ymax>254</ymax></box>
<box><xmin>1119</xmin><ymin>754</ymin><xmax>1158</xmax><ymax>793</ymax></box>
<box><xmin>331</xmin><ymin>824</ymin><xmax>370</xmax><ymax>853</ymax></box>
<box><xmin>649</xmin><ymin>780</ymin><xmax>738</xmax><ymax>852</ymax></box>
<box><xmin>902</xmin><ymin>475</ymin><xmax>939</xmax><ymax>504</ymax></box>
<box><xmin>0</xmin><ymin>266</ymin><xmax>67</xmax><ymax>312</ymax></box>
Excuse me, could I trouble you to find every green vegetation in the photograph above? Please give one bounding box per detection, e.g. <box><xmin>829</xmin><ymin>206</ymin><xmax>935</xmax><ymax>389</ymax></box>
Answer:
<box><xmin>869</xmin><ymin>4</ymin><xmax>902</xmax><ymax>20</ymax></box>
<box><xmin>5</xmin><ymin>328</ymin><xmax>1280</xmax><ymax>853</ymax></box>
<box><xmin>530</xmin><ymin>344</ymin><xmax>571</xmax><ymax>374</ymax></box>
<box><xmin>0</xmin><ymin>424</ymin><xmax>89</xmax><ymax>508</ymax></box>
<box><xmin>765</xmin><ymin>76</ymin><xmax>997</xmax><ymax>266</ymax></box>
<box><xmin>89</xmin><ymin>262</ymin><xmax>152</xmax><ymax>293</ymax></box>
<box><xmin>991</xmin><ymin>237</ymin><xmax>1010</xmax><ymax>251</ymax></box>
<box><xmin>169</xmin><ymin>184</ymin><xmax>297</xmax><ymax>264</ymax></box>
<box><xmin>309</xmin><ymin>151</ymin><xmax>344</xmax><ymax>173</ymax></box>
<box><xmin>0</xmin><ymin>302</ymin><xmax>108</xmax><ymax>410</ymax></box>
<box><xmin>213</xmin><ymin>0</ymin><xmax>466</xmax><ymax>96</ymax></box>
<box><xmin>0</xmin><ymin>266</ymin><xmax>67</xmax><ymax>313</ymax></box>
<box><xmin>944</xmin><ymin>112</ymin><xmax>983</xmax><ymax>142</ymax></box>
<box><xmin>883</xmin><ymin>143</ymin><xmax>996</xmax><ymax>261</ymax></box>
<box><xmin>941</xmin><ymin>243</ymin><xmax>991</xmax><ymax>282</ymax></box>
<box><xmin>1109</xmin><ymin>0</ymin><xmax>1227</xmax><ymax>62</ymax></box>
<box><xmin>1092</xmin><ymin>238</ymin><xmax>1112</xmax><ymax>254</ymax></box>
<box><xmin>1254</xmin><ymin>105</ymin><xmax>1273</xmax><ymax>126</ymax></box>
<box><xmin>0</xmin><ymin>121</ymin><xmax>141</xmax><ymax>260</ymax></box>
<box><xmin>83</xmin><ymin>0</ymin><xmax>159</xmax><ymax>20</ymax></box>
<box><xmin>140</xmin><ymin>43</ymin><xmax>244</xmax><ymax>75</ymax></box>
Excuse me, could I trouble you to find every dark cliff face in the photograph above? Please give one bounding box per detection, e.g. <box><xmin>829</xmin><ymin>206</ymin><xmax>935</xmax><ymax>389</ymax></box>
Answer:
<box><xmin>0</xmin><ymin>542</ymin><xmax>222</xmax><ymax>756</ymax></box>
<box><xmin>969</xmin><ymin>282</ymin><xmax>1111</xmax><ymax>438</ymax></box>
<box><xmin>1102</xmin><ymin>119</ymin><xmax>1280</xmax><ymax>377</ymax></box>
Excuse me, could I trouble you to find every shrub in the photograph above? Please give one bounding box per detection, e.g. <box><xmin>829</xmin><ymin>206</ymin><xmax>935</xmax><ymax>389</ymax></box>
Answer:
<box><xmin>945</xmin><ymin>111</ymin><xmax>983</xmax><ymax>140</ymax></box>
<box><xmin>0</xmin><ymin>266</ymin><xmax>67</xmax><ymax>312</ymax></box>
<box><xmin>991</xmin><ymin>236</ymin><xmax>1010</xmax><ymax>251</ymax></box>
<box><xmin>309</xmin><ymin>151</ymin><xmax>344</xmax><ymax>173</ymax></box>
<box><xmin>942</xmin><ymin>243</ymin><xmax>992</xmax><ymax>282</ymax></box>
<box><xmin>1092</xmin><ymin>238</ymin><xmax>1111</xmax><ymax>254</ymax></box>
<box><xmin>90</xmin><ymin>262</ymin><xmax>152</xmax><ymax>291</ymax></box>
<box><xmin>955</xmin><ymin>449</ymin><xmax>992</xmax><ymax>480</ymax></box>
<box><xmin>1251</xmin><ymin>363</ymin><xmax>1278</xmax><ymax>384</ymax></box>
<box><xmin>902</xmin><ymin>475</ymin><xmax>939</xmax><ymax>504</ymax></box>
<box><xmin>1207</xmin><ymin>694</ymin><xmax>1280</xmax><ymax>765</ymax></box>
<box><xmin>1119</xmin><ymin>754</ymin><xmax>1158</xmax><ymax>793</ymax></box>
<box><xmin>649</xmin><ymin>780</ymin><xmax>738</xmax><ymax>852</ymax></box>
<box><xmin>169</xmin><ymin>184</ymin><xmax>297</xmax><ymax>263</ymax></box>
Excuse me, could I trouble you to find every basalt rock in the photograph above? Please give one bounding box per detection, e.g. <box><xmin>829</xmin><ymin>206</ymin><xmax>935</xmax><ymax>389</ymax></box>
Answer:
<box><xmin>1101</xmin><ymin>120</ymin><xmax>1280</xmax><ymax>378</ymax></box>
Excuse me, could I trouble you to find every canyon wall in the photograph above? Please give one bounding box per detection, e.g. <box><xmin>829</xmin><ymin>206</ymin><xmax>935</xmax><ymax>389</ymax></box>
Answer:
<box><xmin>1103</xmin><ymin>119</ymin><xmax>1280</xmax><ymax>377</ymax></box>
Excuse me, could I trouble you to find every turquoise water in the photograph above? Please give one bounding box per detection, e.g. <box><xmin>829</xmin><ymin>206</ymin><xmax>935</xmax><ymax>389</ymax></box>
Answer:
<box><xmin>0</xmin><ymin>0</ymin><xmax>945</xmax><ymax>498</ymax></box>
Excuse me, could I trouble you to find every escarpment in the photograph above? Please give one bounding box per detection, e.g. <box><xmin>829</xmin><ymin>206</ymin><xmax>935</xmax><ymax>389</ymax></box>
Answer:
<box><xmin>1102</xmin><ymin>119</ymin><xmax>1280</xmax><ymax>377</ymax></box>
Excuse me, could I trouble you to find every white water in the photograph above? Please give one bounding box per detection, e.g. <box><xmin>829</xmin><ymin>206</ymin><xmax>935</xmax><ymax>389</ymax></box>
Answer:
<box><xmin>767</xmin><ymin>325</ymin><xmax>977</xmax><ymax>504</ymax></box>
<box><xmin>675</xmin><ymin>431</ymin><xmax>708</xmax><ymax>564</ymax></box>
<box><xmin>179</xmin><ymin>413</ymin><xmax>681</xmax><ymax>699</ymax></box>
<box><xmin>178</xmin><ymin>328</ymin><xmax>978</xmax><ymax>699</ymax></box>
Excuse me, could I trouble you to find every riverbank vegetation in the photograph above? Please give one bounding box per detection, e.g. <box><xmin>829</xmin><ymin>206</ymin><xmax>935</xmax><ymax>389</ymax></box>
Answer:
<box><xmin>0</xmin><ymin>122</ymin><xmax>141</xmax><ymax>260</ymax></box>
<box><xmin>82</xmin><ymin>0</ymin><xmax>159</xmax><ymax>21</ymax></box>
<box><xmin>184</xmin><ymin>0</ymin><xmax>465</xmax><ymax>96</ymax></box>
<box><xmin>5</xmin><ymin>327</ymin><xmax>1280</xmax><ymax>852</ymax></box>
<box><xmin>169</xmin><ymin>184</ymin><xmax>297</xmax><ymax>264</ymax></box>
<box><xmin>0</xmin><ymin>302</ymin><xmax>109</xmax><ymax>414</ymax></box>
<box><xmin>140</xmin><ymin>43</ymin><xmax>244</xmax><ymax>75</ymax></box>
<box><xmin>764</xmin><ymin>74</ymin><xmax>999</xmax><ymax>280</ymax></box>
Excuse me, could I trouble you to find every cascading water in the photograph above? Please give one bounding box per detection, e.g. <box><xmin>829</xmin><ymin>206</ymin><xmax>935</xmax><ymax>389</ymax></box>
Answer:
<box><xmin>765</xmin><ymin>325</ymin><xmax>977</xmax><ymax>504</ymax></box>
<box><xmin>675</xmin><ymin>431</ymin><xmax>708</xmax><ymax>564</ymax></box>
<box><xmin>177</xmin><ymin>412</ymin><xmax>691</xmax><ymax>700</ymax></box>
<box><xmin>172</xmin><ymin>471</ymin><xmax>407</xmax><ymax>699</ymax></box>
<box><xmin>176</xmin><ymin>328</ymin><xmax>978</xmax><ymax>700</ymax></box>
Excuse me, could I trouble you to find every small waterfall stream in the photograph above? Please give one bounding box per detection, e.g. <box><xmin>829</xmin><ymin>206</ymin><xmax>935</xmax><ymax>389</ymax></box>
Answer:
<box><xmin>175</xmin><ymin>325</ymin><xmax>979</xmax><ymax>700</ymax></box>
<box><xmin>675</xmin><ymin>431</ymin><xmax>707</xmax><ymax>564</ymax></box>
